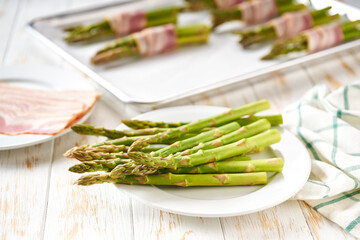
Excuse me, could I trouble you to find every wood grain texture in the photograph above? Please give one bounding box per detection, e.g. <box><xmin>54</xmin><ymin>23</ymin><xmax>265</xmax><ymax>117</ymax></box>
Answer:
<box><xmin>221</xmin><ymin>201</ymin><xmax>313</xmax><ymax>240</ymax></box>
<box><xmin>0</xmin><ymin>0</ymin><xmax>20</xmax><ymax>62</ymax></box>
<box><xmin>132</xmin><ymin>202</ymin><xmax>224</xmax><ymax>240</ymax></box>
<box><xmin>299</xmin><ymin>201</ymin><xmax>357</xmax><ymax>240</ymax></box>
<box><xmin>3</xmin><ymin>0</ymin><xmax>68</xmax><ymax>66</ymax></box>
<box><xmin>0</xmin><ymin>142</ymin><xmax>54</xmax><ymax>239</ymax></box>
<box><xmin>304</xmin><ymin>52</ymin><xmax>359</xmax><ymax>89</ymax></box>
<box><xmin>43</xmin><ymin>101</ymin><xmax>134</xmax><ymax>240</ymax></box>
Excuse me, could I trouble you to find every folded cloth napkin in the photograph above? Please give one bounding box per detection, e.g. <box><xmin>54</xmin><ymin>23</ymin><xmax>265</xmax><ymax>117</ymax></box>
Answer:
<box><xmin>283</xmin><ymin>81</ymin><xmax>360</xmax><ymax>238</ymax></box>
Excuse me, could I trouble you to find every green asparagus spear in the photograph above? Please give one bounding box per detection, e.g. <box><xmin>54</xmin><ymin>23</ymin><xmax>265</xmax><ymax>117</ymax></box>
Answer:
<box><xmin>111</xmin><ymin>129</ymin><xmax>281</xmax><ymax>178</ymax></box>
<box><xmin>177</xmin><ymin>119</ymin><xmax>271</xmax><ymax>156</ymax></box>
<box><xmin>68</xmin><ymin>156</ymin><xmax>251</xmax><ymax>173</ymax></box>
<box><xmin>262</xmin><ymin>20</ymin><xmax>360</xmax><ymax>60</ymax></box>
<box><xmin>71</xmin><ymin>124</ymin><xmax>167</xmax><ymax>138</ymax></box>
<box><xmin>76</xmin><ymin>172</ymin><xmax>268</xmax><ymax>186</ymax></box>
<box><xmin>121</xmin><ymin>114</ymin><xmax>282</xmax><ymax>129</ymax></box>
<box><xmin>121</xmin><ymin>119</ymin><xmax>184</xmax><ymax>129</ymax></box>
<box><xmin>91</xmin><ymin>24</ymin><xmax>210</xmax><ymax>64</ymax></box>
<box><xmin>127</xmin><ymin>99</ymin><xmax>271</xmax><ymax>152</ymax></box>
<box><xmin>152</xmin><ymin>122</ymin><xmax>240</xmax><ymax>157</ymax></box>
<box><xmin>64</xmin><ymin>6</ymin><xmax>180</xmax><ymax>43</ymax></box>
<box><xmin>161</xmin><ymin>158</ymin><xmax>283</xmax><ymax>174</ymax></box>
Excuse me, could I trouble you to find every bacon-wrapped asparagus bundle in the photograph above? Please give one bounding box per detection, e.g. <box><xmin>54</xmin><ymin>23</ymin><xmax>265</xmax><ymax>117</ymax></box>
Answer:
<box><xmin>262</xmin><ymin>20</ymin><xmax>360</xmax><ymax>60</ymax></box>
<box><xmin>236</xmin><ymin>7</ymin><xmax>340</xmax><ymax>47</ymax></box>
<box><xmin>64</xmin><ymin>6</ymin><xmax>180</xmax><ymax>43</ymax></box>
<box><xmin>212</xmin><ymin>0</ymin><xmax>305</xmax><ymax>29</ymax></box>
<box><xmin>184</xmin><ymin>0</ymin><xmax>293</xmax><ymax>11</ymax></box>
<box><xmin>91</xmin><ymin>24</ymin><xmax>210</xmax><ymax>65</ymax></box>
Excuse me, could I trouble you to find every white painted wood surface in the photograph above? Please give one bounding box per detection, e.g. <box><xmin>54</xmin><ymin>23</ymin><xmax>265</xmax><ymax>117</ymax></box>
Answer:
<box><xmin>0</xmin><ymin>0</ymin><xmax>359</xmax><ymax>239</ymax></box>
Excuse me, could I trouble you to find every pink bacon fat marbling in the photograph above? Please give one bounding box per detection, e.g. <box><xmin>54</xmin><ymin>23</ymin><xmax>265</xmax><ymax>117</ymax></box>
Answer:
<box><xmin>271</xmin><ymin>10</ymin><xmax>313</xmax><ymax>38</ymax></box>
<box><xmin>238</xmin><ymin>0</ymin><xmax>278</xmax><ymax>25</ymax></box>
<box><xmin>108</xmin><ymin>11</ymin><xmax>147</xmax><ymax>36</ymax></box>
<box><xmin>214</xmin><ymin>0</ymin><xmax>245</xmax><ymax>9</ymax></box>
<box><xmin>133</xmin><ymin>24</ymin><xmax>177</xmax><ymax>56</ymax></box>
<box><xmin>0</xmin><ymin>83</ymin><xmax>99</xmax><ymax>135</ymax></box>
<box><xmin>304</xmin><ymin>23</ymin><xmax>344</xmax><ymax>53</ymax></box>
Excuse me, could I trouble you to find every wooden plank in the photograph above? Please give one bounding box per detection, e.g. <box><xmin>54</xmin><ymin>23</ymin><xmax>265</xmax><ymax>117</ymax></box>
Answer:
<box><xmin>303</xmin><ymin>52</ymin><xmax>358</xmax><ymax>88</ymax></box>
<box><xmin>132</xmin><ymin>202</ymin><xmax>224</xmax><ymax>240</ymax></box>
<box><xmin>249</xmin><ymin>68</ymin><xmax>314</xmax><ymax>111</ymax></box>
<box><xmin>43</xmin><ymin>101</ymin><xmax>134</xmax><ymax>240</ymax></box>
<box><xmin>0</xmin><ymin>0</ymin><xmax>71</xmax><ymax>239</ymax></box>
<box><xmin>221</xmin><ymin>201</ymin><xmax>313</xmax><ymax>239</ymax></box>
<box><xmin>299</xmin><ymin>201</ymin><xmax>357</xmax><ymax>240</ymax></box>
<box><xmin>0</xmin><ymin>0</ymin><xmax>20</xmax><ymax>62</ymax></box>
<box><xmin>0</xmin><ymin>142</ymin><xmax>54</xmax><ymax>239</ymax></box>
<box><xmin>2</xmin><ymin>0</ymin><xmax>69</xmax><ymax>65</ymax></box>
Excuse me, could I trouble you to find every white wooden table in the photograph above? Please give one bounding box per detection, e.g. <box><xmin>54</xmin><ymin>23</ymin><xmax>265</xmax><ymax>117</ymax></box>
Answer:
<box><xmin>1</xmin><ymin>0</ymin><xmax>360</xmax><ymax>239</ymax></box>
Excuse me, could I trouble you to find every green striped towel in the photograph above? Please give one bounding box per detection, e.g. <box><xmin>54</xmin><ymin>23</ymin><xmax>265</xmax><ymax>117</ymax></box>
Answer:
<box><xmin>284</xmin><ymin>82</ymin><xmax>360</xmax><ymax>238</ymax></box>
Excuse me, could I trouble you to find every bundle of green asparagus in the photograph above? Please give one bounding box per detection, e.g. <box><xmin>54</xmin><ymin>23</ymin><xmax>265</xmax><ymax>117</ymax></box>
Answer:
<box><xmin>65</xmin><ymin>100</ymin><xmax>285</xmax><ymax>187</ymax></box>
<box><xmin>262</xmin><ymin>20</ymin><xmax>360</xmax><ymax>60</ymax></box>
<box><xmin>235</xmin><ymin>7</ymin><xmax>339</xmax><ymax>47</ymax></box>
<box><xmin>211</xmin><ymin>0</ymin><xmax>305</xmax><ymax>29</ymax></box>
<box><xmin>91</xmin><ymin>24</ymin><xmax>210</xmax><ymax>65</ymax></box>
<box><xmin>64</xmin><ymin>6</ymin><xmax>180</xmax><ymax>43</ymax></box>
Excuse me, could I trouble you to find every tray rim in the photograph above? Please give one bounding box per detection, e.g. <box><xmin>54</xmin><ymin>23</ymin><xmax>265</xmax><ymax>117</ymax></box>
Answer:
<box><xmin>26</xmin><ymin>0</ymin><xmax>360</xmax><ymax>106</ymax></box>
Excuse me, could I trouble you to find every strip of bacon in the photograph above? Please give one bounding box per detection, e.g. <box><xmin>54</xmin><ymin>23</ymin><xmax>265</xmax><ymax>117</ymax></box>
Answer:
<box><xmin>107</xmin><ymin>11</ymin><xmax>147</xmax><ymax>36</ymax></box>
<box><xmin>133</xmin><ymin>24</ymin><xmax>177</xmax><ymax>56</ymax></box>
<box><xmin>304</xmin><ymin>23</ymin><xmax>344</xmax><ymax>53</ymax></box>
<box><xmin>238</xmin><ymin>0</ymin><xmax>278</xmax><ymax>25</ymax></box>
<box><xmin>271</xmin><ymin>10</ymin><xmax>313</xmax><ymax>38</ymax></box>
<box><xmin>214</xmin><ymin>0</ymin><xmax>245</xmax><ymax>9</ymax></box>
<box><xmin>0</xmin><ymin>84</ymin><xmax>99</xmax><ymax>135</ymax></box>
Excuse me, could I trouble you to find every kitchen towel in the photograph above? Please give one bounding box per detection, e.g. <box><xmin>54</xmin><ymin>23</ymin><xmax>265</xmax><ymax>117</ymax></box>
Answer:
<box><xmin>284</xmin><ymin>81</ymin><xmax>360</xmax><ymax>238</ymax></box>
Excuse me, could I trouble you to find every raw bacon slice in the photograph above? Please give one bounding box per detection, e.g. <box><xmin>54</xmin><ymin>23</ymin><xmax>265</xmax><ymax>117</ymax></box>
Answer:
<box><xmin>133</xmin><ymin>24</ymin><xmax>177</xmax><ymax>56</ymax></box>
<box><xmin>304</xmin><ymin>23</ymin><xmax>344</xmax><ymax>53</ymax></box>
<box><xmin>108</xmin><ymin>11</ymin><xmax>147</xmax><ymax>36</ymax></box>
<box><xmin>0</xmin><ymin>83</ymin><xmax>99</xmax><ymax>135</ymax></box>
<box><xmin>238</xmin><ymin>0</ymin><xmax>278</xmax><ymax>25</ymax></box>
<box><xmin>271</xmin><ymin>10</ymin><xmax>313</xmax><ymax>38</ymax></box>
<box><xmin>214</xmin><ymin>0</ymin><xmax>245</xmax><ymax>9</ymax></box>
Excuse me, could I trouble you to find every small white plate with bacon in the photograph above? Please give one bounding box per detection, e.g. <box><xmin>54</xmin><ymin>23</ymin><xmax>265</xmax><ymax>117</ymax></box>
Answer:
<box><xmin>0</xmin><ymin>65</ymin><xmax>100</xmax><ymax>150</ymax></box>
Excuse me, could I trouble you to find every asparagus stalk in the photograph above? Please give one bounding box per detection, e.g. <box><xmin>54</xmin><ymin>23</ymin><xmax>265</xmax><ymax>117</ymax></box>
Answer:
<box><xmin>152</xmin><ymin>122</ymin><xmax>240</xmax><ymax>157</ymax></box>
<box><xmin>111</xmin><ymin>129</ymin><xmax>281</xmax><ymax>178</ymax></box>
<box><xmin>212</xmin><ymin>2</ymin><xmax>306</xmax><ymax>29</ymax></box>
<box><xmin>122</xmin><ymin>119</ymin><xmax>184</xmax><ymax>129</ymax></box>
<box><xmin>69</xmin><ymin>159</ymin><xmax>132</xmax><ymax>173</ymax></box>
<box><xmin>237</xmin><ymin>7</ymin><xmax>339</xmax><ymax>47</ymax></box>
<box><xmin>159</xmin><ymin>158</ymin><xmax>283</xmax><ymax>174</ymax></box>
<box><xmin>262</xmin><ymin>20</ymin><xmax>360</xmax><ymax>60</ymax></box>
<box><xmin>177</xmin><ymin>119</ymin><xmax>271</xmax><ymax>156</ymax></box>
<box><xmin>91</xmin><ymin>24</ymin><xmax>210</xmax><ymax>64</ymax></box>
<box><xmin>76</xmin><ymin>172</ymin><xmax>268</xmax><ymax>186</ymax></box>
<box><xmin>64</xmin><ymin>143</ymin><xmax>162</xmax><ymax>161</ymax></box>
<box><xmin>121</xmin><ymin>114</ymin><xmax>282</xmax><ymax>129</ymax></box>
<box><xmin>68</xmin><ymin>156</ymin><xmax>251</xmax><ymax>173</ymax></box>
<box><xmin>64</xmin><ymin>6</ymin><xmax>180</xmax><ymax>43</ymax></box>
<box><xmin>127</xmin><ymin>99</ymin><xmax>271</xmax><ymax>152</ymax></box>
<box><xmin>71</xmin><ymin>124</ymin><xmax>167</xmax><ymax>138</ymax></box>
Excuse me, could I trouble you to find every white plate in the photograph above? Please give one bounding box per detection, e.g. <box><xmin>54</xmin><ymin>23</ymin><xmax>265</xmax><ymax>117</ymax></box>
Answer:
<box><xmin>114</xmin><ymin>106</ymin><xmax>311</xmax><ymax>217</ymax></box>
<box><xmin>0</xmin><ymin>65</ymin><xmax>96</xmax><ymax>151</ymax></box>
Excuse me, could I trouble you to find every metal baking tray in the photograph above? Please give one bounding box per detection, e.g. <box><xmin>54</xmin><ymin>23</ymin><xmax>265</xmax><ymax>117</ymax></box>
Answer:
<box><xmin>27</xmin><ymin>0</ymin><xmax>360</xmax><ymax>106</ymax></box>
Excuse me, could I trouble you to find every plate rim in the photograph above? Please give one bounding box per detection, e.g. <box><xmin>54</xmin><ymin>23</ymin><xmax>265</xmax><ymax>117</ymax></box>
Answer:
<box><xmin>113</xmin><ymin>105</ymin><xmax>311</xmax><ymax>217</ymax></box>
<box><xmin>0</xmin><ymin>65</ymin><xmax>96</xmax><ymax>151</ymax></box>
